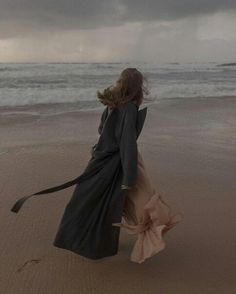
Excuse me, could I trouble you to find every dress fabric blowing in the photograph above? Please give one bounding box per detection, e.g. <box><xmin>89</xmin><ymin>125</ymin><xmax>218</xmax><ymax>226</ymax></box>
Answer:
<box><xmin>113</xmin><ymin>149</ymin><xmax>182</xmax><ymax>264</ymax></box>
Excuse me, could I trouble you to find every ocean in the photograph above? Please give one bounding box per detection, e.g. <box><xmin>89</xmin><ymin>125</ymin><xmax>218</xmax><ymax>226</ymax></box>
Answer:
<box><xmin>0</xmin><ymin>62</ymin><xmax>236</xmax><ymax>115</ymax></box>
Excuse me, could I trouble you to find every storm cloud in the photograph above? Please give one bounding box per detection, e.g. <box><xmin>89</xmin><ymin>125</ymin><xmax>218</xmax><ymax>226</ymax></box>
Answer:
<box><xmin>0</xmin><ymin>0</ymin><xmax>236</xmax><ymax>62</ymax></box>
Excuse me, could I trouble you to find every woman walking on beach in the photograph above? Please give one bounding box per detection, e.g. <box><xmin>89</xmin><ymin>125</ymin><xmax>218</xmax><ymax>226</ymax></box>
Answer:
<box><xmin>11</xmin><ymin>68</ymin><xmax>182</xmax><ymax>263</ymax></box>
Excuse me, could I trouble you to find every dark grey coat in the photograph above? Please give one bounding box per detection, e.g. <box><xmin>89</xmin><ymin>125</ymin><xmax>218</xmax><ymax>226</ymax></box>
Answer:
<box><xmin>11</xmin><ymin>101</ymin><xmax>147</xmax><ymax>260</ymax></box>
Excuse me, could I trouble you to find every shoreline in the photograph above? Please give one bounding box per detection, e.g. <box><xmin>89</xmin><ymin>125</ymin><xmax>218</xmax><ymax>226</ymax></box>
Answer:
<box><xmin>0</xmin><ymin>95</ymin><xmax>235</xmax><ymax>117</ymax></box>
<box><xmin>1</xmin><ymin>96</ymin><xmax>235</xmax><ymax>154</ymax></box>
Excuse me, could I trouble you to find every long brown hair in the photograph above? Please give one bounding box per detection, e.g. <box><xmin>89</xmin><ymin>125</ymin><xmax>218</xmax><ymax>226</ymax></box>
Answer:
<box><xmin>97</xmin><ymin>68</ymin><xmax>149</xmax><ymax>108</ymax></box>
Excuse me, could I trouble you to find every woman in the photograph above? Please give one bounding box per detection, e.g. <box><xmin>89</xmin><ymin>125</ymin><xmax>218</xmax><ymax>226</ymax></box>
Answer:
<box><xmin>11</xmin><ymin>68</ymin><xmax>182</xmax><ymax>263</ymax></box>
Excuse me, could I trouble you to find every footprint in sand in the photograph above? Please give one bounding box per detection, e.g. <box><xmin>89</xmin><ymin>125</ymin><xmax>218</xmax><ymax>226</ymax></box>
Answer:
<box><xmin>16</xmin><ymin>258</ymin><xmax>42</xmax><ymax>273</ymax></box>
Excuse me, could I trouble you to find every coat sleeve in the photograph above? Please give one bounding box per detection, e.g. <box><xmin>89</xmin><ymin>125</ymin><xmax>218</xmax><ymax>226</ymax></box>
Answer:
<box><xmin>119</xmin><ymin>103</ymin><xmax>138</xmax><ymax>188</ymax></box>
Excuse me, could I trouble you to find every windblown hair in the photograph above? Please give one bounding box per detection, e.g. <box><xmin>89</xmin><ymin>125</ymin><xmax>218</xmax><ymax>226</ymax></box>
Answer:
<box><xmin>97</xmin><ymin>68</ymin><xmax>150</xmax><ymax>108</ymax></box>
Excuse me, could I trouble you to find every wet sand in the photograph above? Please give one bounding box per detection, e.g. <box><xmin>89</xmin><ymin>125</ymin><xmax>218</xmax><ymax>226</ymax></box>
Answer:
<box><xmin>0</xmin><ymin>97</ymin><xmax>236</xmax><ymax>294</ymax></box>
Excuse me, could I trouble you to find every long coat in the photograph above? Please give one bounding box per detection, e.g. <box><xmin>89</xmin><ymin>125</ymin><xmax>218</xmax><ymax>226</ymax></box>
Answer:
<box><xmin>11</xmin><ymin>101</ymin><xmax>147</xmax><ymax>260</ymax></box>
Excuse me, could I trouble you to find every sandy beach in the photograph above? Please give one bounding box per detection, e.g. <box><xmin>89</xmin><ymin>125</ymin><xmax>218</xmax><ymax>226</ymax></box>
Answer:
<box><xmin>0</xmin><ymin>97</ymin><xmax>236</xmax><ymax>294</ymax></box>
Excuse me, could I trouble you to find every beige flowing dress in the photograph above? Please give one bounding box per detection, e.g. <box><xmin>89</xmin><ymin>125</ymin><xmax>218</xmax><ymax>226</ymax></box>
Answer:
<box><xmin>113</xmin><ymin>149</ymin><xmax>182</xmax><ymax>264</ymax></box>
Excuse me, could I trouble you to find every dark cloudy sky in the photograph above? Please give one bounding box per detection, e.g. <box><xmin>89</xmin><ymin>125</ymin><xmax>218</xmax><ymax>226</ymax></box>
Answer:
<box><xmin>0</xmin><ymin>0</ymin><xmax>236</xmax><ymax>62</ymax></box>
